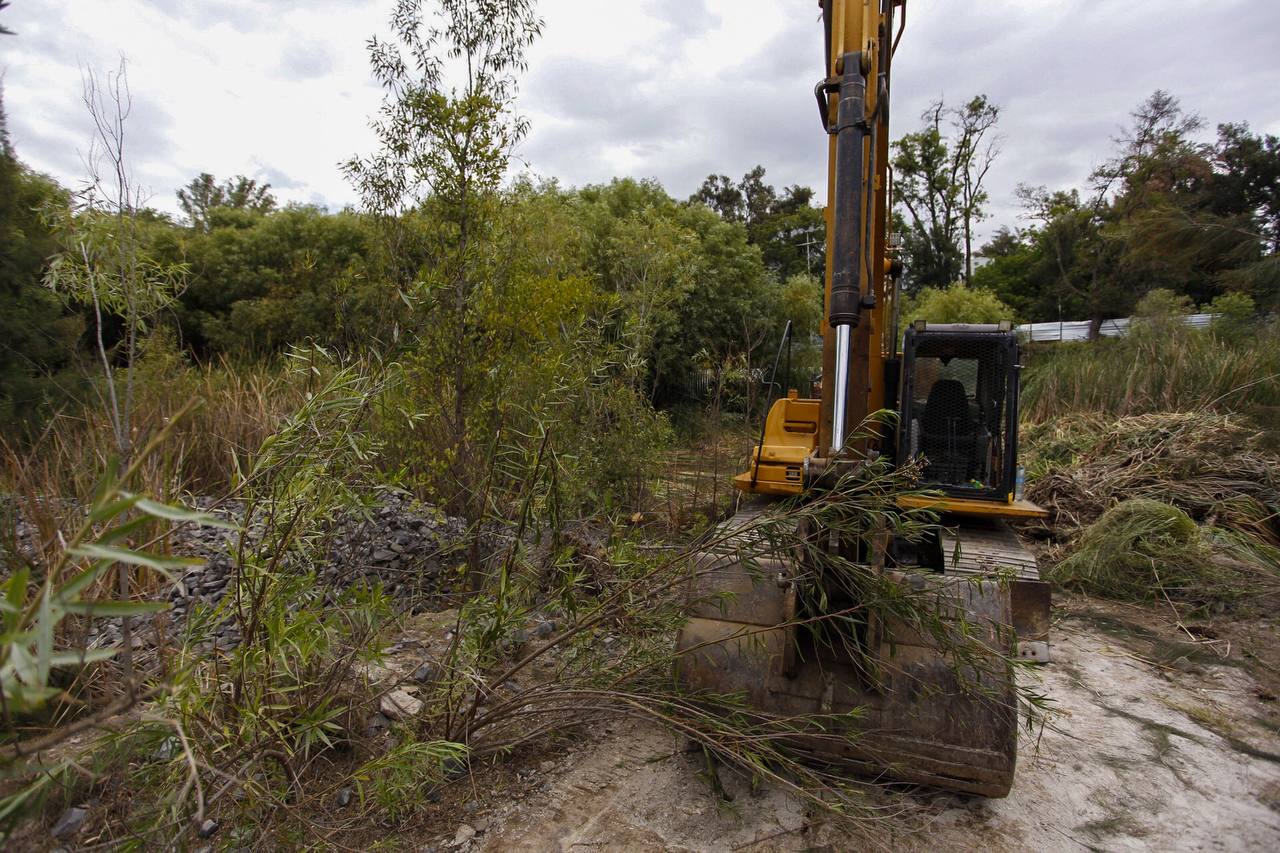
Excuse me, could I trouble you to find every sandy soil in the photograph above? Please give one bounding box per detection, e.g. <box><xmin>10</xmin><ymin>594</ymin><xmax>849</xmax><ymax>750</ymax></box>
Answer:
<box><xmin>473</xmin><ymin>603</ymin><xmax>1280</xmax><ymax>852</ymax></box>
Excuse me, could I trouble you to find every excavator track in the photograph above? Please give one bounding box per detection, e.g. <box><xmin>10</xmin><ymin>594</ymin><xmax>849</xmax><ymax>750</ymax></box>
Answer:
<box><xmin>941</xmin><ymin>520</ymin><xmax>1052</xmax><ymax>663</ymax></box>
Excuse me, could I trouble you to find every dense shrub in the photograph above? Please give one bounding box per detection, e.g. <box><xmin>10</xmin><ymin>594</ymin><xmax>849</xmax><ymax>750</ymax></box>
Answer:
<box><xmin>900</xmin><ymin>283</ymin><xmax>1017</xmax><ymax>325</ymax></box>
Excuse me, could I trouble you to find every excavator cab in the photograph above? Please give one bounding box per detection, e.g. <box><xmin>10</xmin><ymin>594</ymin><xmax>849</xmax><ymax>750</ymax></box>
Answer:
<box><xmin>898</xmin><ymin>323</ymin><xmax>1021</xmax><ymax>501</ymax></box>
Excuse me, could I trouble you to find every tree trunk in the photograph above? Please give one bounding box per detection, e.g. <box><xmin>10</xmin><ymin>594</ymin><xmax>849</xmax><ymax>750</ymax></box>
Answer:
<box><xmin>963</xmin><ymin>212</ymin><xmax>973</xmax><ymax>285</ymax></box>
<box><xmin>1087</xmin><ymin>315</ymin><xmax>1103</xmax><ymax>341</ymax></box>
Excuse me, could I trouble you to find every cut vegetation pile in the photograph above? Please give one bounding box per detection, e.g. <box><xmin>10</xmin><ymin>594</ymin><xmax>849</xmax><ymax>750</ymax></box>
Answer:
<box><xmin>1051</xmin><ymin>498</ymin><xmax>1276</xmax><ymax>610</ymax></box>
<box><xmin>1023</xmin><ymin>411</ymin><xmax>1280</xmax><ymax>611</ymax></box>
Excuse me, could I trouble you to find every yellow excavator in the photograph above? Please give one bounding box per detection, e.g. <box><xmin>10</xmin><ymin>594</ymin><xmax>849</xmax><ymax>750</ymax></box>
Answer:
<box><xmin>676</xmin><ymin>0</ymin><xmax>1051</xmax><ymax>797</ymax></box>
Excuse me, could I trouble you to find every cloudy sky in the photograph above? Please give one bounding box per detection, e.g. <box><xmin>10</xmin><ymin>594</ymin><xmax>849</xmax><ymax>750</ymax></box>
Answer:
<box><xmin>3</xmin><ymin>0</ymin><xmax>1279</xmax><ymax>241</ymax></box>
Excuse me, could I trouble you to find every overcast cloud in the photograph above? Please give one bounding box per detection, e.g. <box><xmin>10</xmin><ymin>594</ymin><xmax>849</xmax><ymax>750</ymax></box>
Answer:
<box><xmin>3</xmin><ymin>0</ymin><xmax>1278</xmax><ymax>241</ymax></box>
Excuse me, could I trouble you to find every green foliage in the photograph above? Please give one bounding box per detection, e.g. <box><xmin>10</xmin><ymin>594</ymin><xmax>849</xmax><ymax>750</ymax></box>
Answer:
<box><xmin>176</xmin><ymin>173</ymin><xmax>276</xmax><ymax>231</ymax></box>
<box><xmin>0</xmin><ymin>417</ymin><xmax>237</xmax><ymax>837</ymax></box>
<box><xmin>44</xmin><ymin>206</ymin><xmax>188</xmax><ymax>323</ymax></box>
<box><xmin>0</xmin><ymin>150</ymin><xmax>81</xmax><ymax>433</ymax></box>
<box><xmin>690</xmin><ymin>166</ymin><xmax>825</xmax><ymax>280</ymax></box>
<box><xmin>0</xmin><ymin>454</ymin><xmax>220</xmax><ymax>713</ymax></box>
<box><xmin>1207</xmin><ymin>291</ymin><xmax>1257</xmax><ymax>342</ymax></box>
<box><xmin>352</xmin><ymin>737</ymin><xmax>467</xmax><ymax>821</ymax></box>
<box><xmin>167</xmin><ymin>206</ymin><xmax>382</xmax><ymax>356</ymax></box>
<box><xmin>1053</xmin><ymin>500</ymin><xmax>1211</xmax><ymax>600</ymax></box>
<box><xmin>899</xmin><ymin>282</ymin><xmax>1016</xmax><ymax>325</ymax></box>
<box><xmin>134</xmin><ymin>351</ymin><xmax>398</xmax><ymax>837</ymax></box>
<box><xmin>653</xmin><ymin>202</ymin><xmax>777</xmax><ymax>401</ymax></box>
<box><xmin>970</xmin><ymin>227</ymin><xmax>1047</xmax><ymax>319</ymax></box>
<box><xmin>342</xmin><ymin>0</ymin><xmax>543</xmax><ymax>519</ymax></box>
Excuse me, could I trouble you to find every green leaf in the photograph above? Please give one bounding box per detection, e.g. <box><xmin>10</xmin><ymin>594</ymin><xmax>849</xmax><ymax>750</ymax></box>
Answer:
<box><xmin>55</xmin><ymin>560</ymin><xmax>114</xmax><ymax>603</ymax></box>
<box><xmin>95</xmin><ymin>516</ymin><xmax>153</xmax><ymax>546</ymax></box>
<box><xmin>2</xmin><ymin>568</ymin><xmax>28</xmax><ymax>632</ymax></box>
<box><xmin>90</xmin><ymin>457</ymin><xmax>122</xmax><ymax>510</ymax></box>
<box><xmin>62</xmin><ymin>600</ymin><xmax>170</xmax><ymax>617</ymax></box>
<box><xmin>9</xmin><ymin>639</ymin><xmax>37</xmax><ymax>687</ymax></box>
<box><xmin>36</xmin><ymin>583</ymin><xmax>55</xmax><ymax>687</ymax></box>
<box><xmin>47</xmin><ymin>648</ymin><xmax>118</xmax><ymax>667</ymax></box>
<box><xmin>131</xmin><ymin>496</ymin><xmax>239</xmax><ymax>530</ymax></box>
<box><xmin>69</xmin><ymin>543</ymin><xmax>203</xmax><ymax>573</ymax></box>
<box><xmin>89</xmin><ymin>493</ymin><xmax>143</xmax><ymax>524</ymax></box>
<box><xmin>1</xmin><ymin>681</ymin><xmax>61</xmax><ymax>712</ymax></box>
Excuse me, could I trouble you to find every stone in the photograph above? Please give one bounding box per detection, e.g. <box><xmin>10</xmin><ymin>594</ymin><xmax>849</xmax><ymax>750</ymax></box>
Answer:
<box><xmin>450</xmin><ymin>824</ymin><xmax>477</xmax><ymax>848</ymax></box>
<box><xmin>380</xmin><ymin>689</ymin><xmax>424</xmax><ymax>720</ymax></box>
<box><xmin>365</xmin><ymin>712</ymin><xmax>393</xmax><ymax>736</ymax></box>
<box><xmin>534</xmin><ymin>620</ymin><xmax>556</xmax><ymax>639</ymax></box>
<box><xmin>412</xmin><ymin>662</ymin><xmax>439</xmax><ymax>684</ymax></box>
<box><xmin>198</xmin><ymin>818</ymin><xmax>220</xmax><ymax>838</ymax></box>
<box><xmin>51</xmin><ymin>807</ymin><xmax>87</xmax><ymax>838</ymax></box>
<box><xmin>336</xmin><ymin>787</ymin><xmax>354</xmax><ymax>807</ymax></box>
<box><xmin>153</xmin><ymin>736</ymin><xmax>179</xmax><ymax>761</ymax></box>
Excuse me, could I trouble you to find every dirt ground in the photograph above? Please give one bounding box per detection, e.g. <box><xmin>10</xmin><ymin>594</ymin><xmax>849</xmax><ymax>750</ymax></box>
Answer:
<box><xmin>464</xmin><ymin>600</ymin><xmax>1280</xmax><ymax>853</ymax></box>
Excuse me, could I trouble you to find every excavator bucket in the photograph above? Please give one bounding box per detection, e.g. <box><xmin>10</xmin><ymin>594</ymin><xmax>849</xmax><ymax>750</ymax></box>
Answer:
<box><xmin>674</xmin><ymin>504</ymin><xmax>1021</xmax><ymax>798</ymax></box>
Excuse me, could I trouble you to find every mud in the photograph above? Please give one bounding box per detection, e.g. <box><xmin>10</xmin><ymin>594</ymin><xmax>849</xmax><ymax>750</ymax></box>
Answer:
<box><xmin>478</xmin><ymin>607</ymin><xmax>1280</xmax><ymax>852</ymax></box>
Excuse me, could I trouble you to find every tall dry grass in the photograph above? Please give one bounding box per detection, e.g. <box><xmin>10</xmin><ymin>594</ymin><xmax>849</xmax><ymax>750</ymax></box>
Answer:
<box><xmin>1</xmin><ymin>356</ymin><xmax>313</xmax><ymax>505</ymax></box>
<box><xmin>1021</xmin><ymin>317</ymin><xmax>1280</xmax><ymax>425</ymax></box>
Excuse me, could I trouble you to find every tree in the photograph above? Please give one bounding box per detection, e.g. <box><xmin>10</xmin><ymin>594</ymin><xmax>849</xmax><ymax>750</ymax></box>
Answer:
<box><xmin>690</xmin><ymin>173</ymin><xmax>744</xmax><ymax>222</ymax></box>
<box><xmin>690</xmin><ymin>166</ymin><xmax>825</xmax><ymax>279</ymax></box>
<box><xmin>1209</xmin><ymin>122</ymin><xmax>1280</xmax><ymax>252</ymax></box>
<box><xmin>891</xmin><ymin>95</ymin><xmax>1001</xmax><ymax>289</ymax></box>
<box><xmin>971</xmin><ymin>227</ymin><xmax>1045</xmax><ymax>321</ymax></box>
<box><xmin>1091</xmin><ymin>90</ymin><xmax>1205</xmax><ymax>210</ymax></box>
<box><xmin>1098</xmin><ymin>93</ymin><xmax>1279</xmax><ymax>311</ymax></box>
<box><xmin>739</xmin><ymin>165</ymin><xmax>777</xmax><ymax>227</ymax></box>
<box><xmin>988</xmin><ymin>91</ymin><xmax>1280</xmax><ymax>329</ymax></box>
<box><xmin>177</xmin><ymin>173</ymin><xmax>276</xmax><ymax>231</ymax></box>
<box><xmin>1015</xmin><ymin>184</ymin><xmax>1121</xmax><ymax>336</ymax></box>
<box><xmin>953</xmin><ymin>95</ymin><xmax>1001</xmax><ymax>284</ymax></box>
<box><xmin>343</xmin><ymin>0</ymin><xmax>542</xmax><ymax>518</ymax></box>
<box><xmin>169</xmin><ymin>206</ymin><xmax>379</xmax><ymax>357</ymax></box>
<box><xmin>43</xmin><ymin>60</ymin><xmax>188</xmax><ymax>686</ymax></box>
<box><xmin>574</xmin><ymin>178</ymin><xmax>778</xmax><ymax>405</ymax></box>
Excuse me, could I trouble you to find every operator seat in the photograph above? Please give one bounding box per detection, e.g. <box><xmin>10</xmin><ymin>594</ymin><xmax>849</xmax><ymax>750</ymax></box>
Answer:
<box><xmin>920</xmin><ymin>378</ymin><xmax>976</xmax><ymax>484</ymax></box>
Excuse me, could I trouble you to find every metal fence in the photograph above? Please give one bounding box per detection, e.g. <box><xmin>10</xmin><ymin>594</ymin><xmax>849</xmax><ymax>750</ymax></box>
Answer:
<box><xmin>1015</xmin><ymin>313</ymin><xmax>1218</xmax><ymax>343</ymax></box>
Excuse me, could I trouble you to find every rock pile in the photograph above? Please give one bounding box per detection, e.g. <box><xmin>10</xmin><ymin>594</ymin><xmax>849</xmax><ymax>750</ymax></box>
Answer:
<box><xmin>82</xmin><ymin>490</ymin><xmax>473</xmax><ymax>652</ymax></box>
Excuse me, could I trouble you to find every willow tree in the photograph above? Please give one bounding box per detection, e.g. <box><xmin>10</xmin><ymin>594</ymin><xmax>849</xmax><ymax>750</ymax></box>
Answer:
<box><xmin>345</xmin><ymin>0</ymin><xmax>542</xmax><ymax>516</ymax></box>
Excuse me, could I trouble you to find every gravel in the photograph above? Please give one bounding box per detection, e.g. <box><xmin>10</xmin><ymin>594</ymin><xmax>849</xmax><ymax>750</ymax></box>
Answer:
<box><xmin>35</xmin><ymin>489</ymin><xmax>478</xmax><ymax>655</ymax></box>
